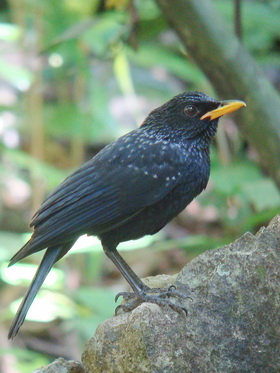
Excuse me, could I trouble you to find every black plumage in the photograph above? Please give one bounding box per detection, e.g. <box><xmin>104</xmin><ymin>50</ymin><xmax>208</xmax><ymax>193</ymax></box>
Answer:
<box><xmin>8</xmin><ymin>91</ymin><xmax>245</xmax><ymax>338</ymax></box>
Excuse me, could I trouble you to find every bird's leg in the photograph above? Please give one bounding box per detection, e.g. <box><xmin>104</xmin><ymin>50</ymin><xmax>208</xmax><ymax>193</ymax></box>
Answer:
<box><xmin>102</xmin><ymin>244</ymin><xmax>150</xmax><ymax>295</ymax></box>
<box><xmin>102</xmin><ymin>245</ymin><xmax>190</xmax><ymax>315</ymax></box>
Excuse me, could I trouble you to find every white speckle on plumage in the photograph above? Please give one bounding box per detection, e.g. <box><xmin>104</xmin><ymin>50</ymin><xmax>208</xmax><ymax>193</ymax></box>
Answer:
<box><xmin>144</xmin><ymin>171</ymin><xmax>148</xmax><ymax>175</ymax></box>
<box><xmin>166</xmin><ymin>177</ymin><xmax>170</xmax><ymax>181</ymax></box>
<box><xmin>153</xmin><ymin>174</ymin><xmax>158</xmax><ymax>179</ymax></box>
<box><xmin>172</xmin><ymin>176</ymin><xmax>176</xmax><ymax>180</ymax></box>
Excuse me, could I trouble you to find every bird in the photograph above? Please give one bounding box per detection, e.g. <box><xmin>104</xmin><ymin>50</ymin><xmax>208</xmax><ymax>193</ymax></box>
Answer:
<box><xmin>8</xmin><ymin>91</ymin><xmax>246</xmax><ymax>338</ymax></box>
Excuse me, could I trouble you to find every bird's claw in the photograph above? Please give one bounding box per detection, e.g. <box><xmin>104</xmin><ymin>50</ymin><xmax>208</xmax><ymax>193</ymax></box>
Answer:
<box><xmin>115</xmin><ymin>297</ymin><xmax>143</xmax><ymax>315</ymax></box>
<box><xmin>115</xmin><ymin>291</ymin><xmax>135</xmax><ymax>303</ymax></box>
<box><xmin>166</xmin><ymin>285</ymin><xmax>193</xmax><ymax>301</ymax></box>
<box><xmin>114</xmin><ymin>284</ymin><xmax>191</xmax><ymax>316</ymax></box>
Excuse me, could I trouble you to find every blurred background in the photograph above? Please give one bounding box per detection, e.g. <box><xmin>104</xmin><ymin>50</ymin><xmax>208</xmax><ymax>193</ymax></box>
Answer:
<box><xmin>0</xmin><ymin>0</ymin><xmax>280</xmax><ymax>371</ymax></box>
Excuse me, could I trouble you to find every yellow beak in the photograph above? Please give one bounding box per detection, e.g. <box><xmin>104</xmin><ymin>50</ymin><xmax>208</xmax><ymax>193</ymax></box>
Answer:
<box><xmin>200</xmin><ymin>100</ymin><xmax>246</xmax><ymax>121</ymax></box>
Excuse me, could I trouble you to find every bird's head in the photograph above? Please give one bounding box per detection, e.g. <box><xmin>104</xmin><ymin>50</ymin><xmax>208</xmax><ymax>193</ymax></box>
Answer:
<box><xmin>142</xmin><ymin>91</ymin><xmax>246</xmax><ymax>141</ymax></box>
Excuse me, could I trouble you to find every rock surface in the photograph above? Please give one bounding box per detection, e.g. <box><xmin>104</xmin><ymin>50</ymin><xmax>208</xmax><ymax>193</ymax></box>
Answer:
<box><xmin>82</xmin><ymin>215</ymin><xmax>280</xmax><ymax>373</ymax></box>
<box><xmin>32</xmin><ymin>357</ymin><xmax>85</xmax><ymax>373</ymax></box>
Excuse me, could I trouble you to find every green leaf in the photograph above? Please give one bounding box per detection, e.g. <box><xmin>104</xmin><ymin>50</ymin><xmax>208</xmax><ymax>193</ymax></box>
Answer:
<box><xmin>8</xmin><ymin>290</ymin><xmax>75</xmax><ymax>322</ymax></box>
<box><xmin>44</xmin><ymin>102</ymin><xmax>87</xmax><ymax>138</ymax></box>
<box><xmin>135</xmin><ymin>0</ymin><xmax>161</xmax><ymax>20</ymax></box>
<box><xmin>4</xmin><ymin>148</ymin><xmax>69</xmax><ymax>189</ymax></box>
<box><xmin>73</xmin><ymin>286</ymin><xmax>116</xmax><ymax>338</ymax></box>
<box><xmin>0</xmin><ymin>231</ymin><xmax>30</xmax><ymax>261</ymax></box>
<box><xmin>214</xmin><ymin>1</ymin><xmax>280</xmax><ymax>54</ymax></box>
<box><xmin>242</xmin><ymin>179</ymin><xmax>280</xmax><ymax>211</ymax></box>
<box><xmin>210</xmin><ymin>161</ymin><xmax>262</xmax><ymax>195</ymax></box>
<box><xmin>240</xmin><ymin>208</ymin><xmax>280</xmax><ymax>232</ymax></box>
<box><xmin>150</xmin><ymin>235</ymin><xmax>231</xmax><ymax>256</ymax></box>
<box><xmin>69</xmin><ymin>233</ymin><xmax>163</xmax><ymax>255</ymax></box>
<box><xmin>0</xmin><ymin>348</ymin><xmax>49</xmax><ymax>373</ymax></box>
<box><xmin>0</xmin><ymin>23</ymin><xmax>21</xmax><ymax>41</ymax></box>
<box><xmin>127</xmin><ymin>44</ymin><xmax>206</xmax><ymax>86</ymax></box>
<box><xmin>1</xmin><ymin>262</ymin><xmax>63</xmax><ymax>288</ymax></box>
<box><xmin>82</xmin><ymin>13</ymin><xmax>129</xmax><ymax>57</ymax></box>
<box><xmin>0</xmin><ymin>59</ymin><xmax>33</xmax><ymax>89</ymax></box>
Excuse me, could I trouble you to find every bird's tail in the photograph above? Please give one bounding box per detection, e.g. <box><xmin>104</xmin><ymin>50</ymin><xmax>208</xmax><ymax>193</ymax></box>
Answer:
<box><xmin>8</xmin><ymin>246</ymin><xmax>64</xmax><ymax>339</ymax></box>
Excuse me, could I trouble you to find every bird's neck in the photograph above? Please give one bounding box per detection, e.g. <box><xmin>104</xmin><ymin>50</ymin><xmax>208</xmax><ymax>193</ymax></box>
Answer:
<box><xmin>140</xmin><ymin>122</ymin><xmax>216</xmax><ymax>152</ymax></box>
<box><xmin>141</xmin><ymin>114</ymin><xmax>218</xmax><ymax>145</ymax></box>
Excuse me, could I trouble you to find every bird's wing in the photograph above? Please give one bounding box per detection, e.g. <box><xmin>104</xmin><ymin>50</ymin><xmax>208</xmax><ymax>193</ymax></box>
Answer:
<box><xmin>29</xmin><ymin>132</ymin><xmax>184</xmax><ymax>249</ymax></box>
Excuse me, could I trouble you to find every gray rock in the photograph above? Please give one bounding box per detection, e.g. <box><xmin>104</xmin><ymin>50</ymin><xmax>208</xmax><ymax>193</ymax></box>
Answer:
<box><xmin>82</xmin><ymin>215</ymin><xmax>280</xmax><ymax>373</ymax></box>
<box><xmin>32</xmin><ymin>357</ymin><xmax>85</xmax><ymax>373</ymax></box>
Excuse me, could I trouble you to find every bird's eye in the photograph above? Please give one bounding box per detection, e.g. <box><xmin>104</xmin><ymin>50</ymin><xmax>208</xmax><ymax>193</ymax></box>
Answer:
<box><xmin>184</xmin><ymin>105</ymin><xmax>198</xmax><ymax>117</ymax></box>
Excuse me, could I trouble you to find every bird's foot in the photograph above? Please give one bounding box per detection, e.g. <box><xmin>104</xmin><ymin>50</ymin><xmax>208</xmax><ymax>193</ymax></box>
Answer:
<box><xmin>115</xmin><ymin>285</ymin><xmax>191</xmax><ymax>315</ymax></box>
